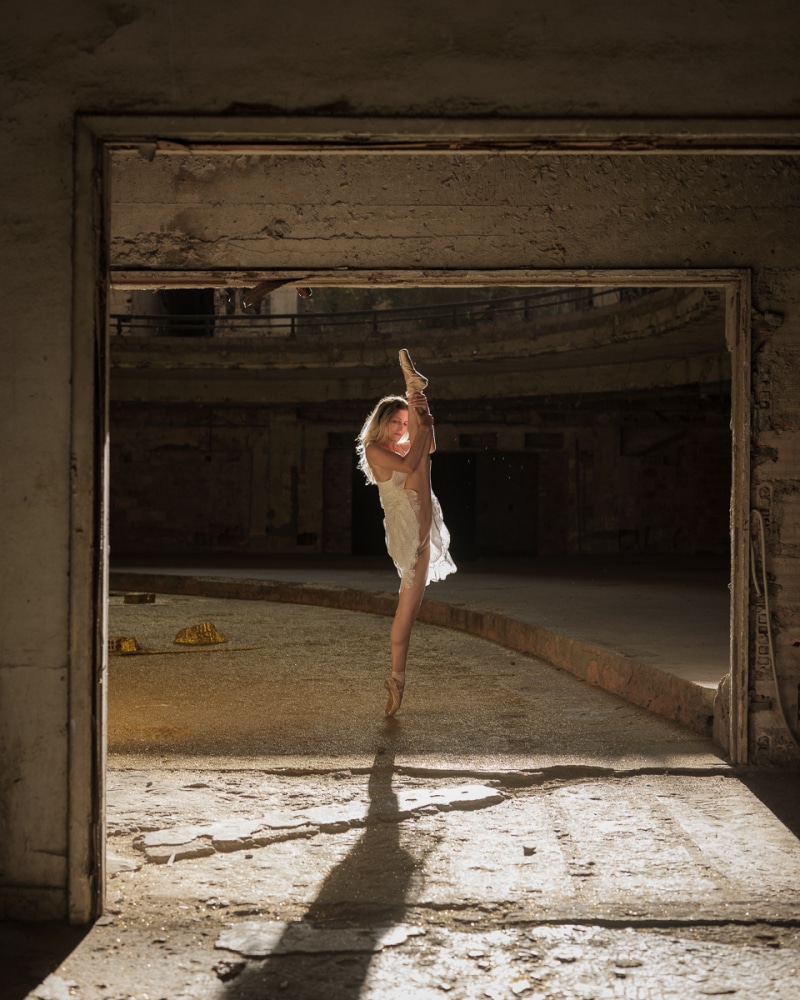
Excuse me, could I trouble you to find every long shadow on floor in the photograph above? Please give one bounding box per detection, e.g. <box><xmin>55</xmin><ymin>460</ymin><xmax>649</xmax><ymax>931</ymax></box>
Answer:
<box><xmin>222</xmin><ymin>735</ymin><xmax>424</xmax><ymax>999</ymax></box>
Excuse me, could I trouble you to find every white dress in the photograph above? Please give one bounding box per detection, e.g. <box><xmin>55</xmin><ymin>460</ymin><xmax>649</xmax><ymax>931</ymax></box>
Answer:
<box><xmin>376</xmin><ymin>470</ymin><xmax>457</xmax><ymax>590</ymax></box>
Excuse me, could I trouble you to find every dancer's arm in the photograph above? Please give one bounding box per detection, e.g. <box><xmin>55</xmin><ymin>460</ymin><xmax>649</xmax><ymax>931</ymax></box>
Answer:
<box><xmin>366</xmin><ymin>414</ymin><xmax>433</xmax><ymax>477</ymax></box>
<box><xmin>409</xmin><ymin>391</ymin><xmax>436</xmax><ymax>454</ymax></box>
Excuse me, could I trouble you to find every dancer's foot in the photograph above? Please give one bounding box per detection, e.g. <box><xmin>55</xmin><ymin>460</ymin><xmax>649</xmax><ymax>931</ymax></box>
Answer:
<box><xmin>399</xmin><ymin>349</ymin><xmax>428</xmax><ymax>394</ymax></box>
<box><xmin>384</xmin><ymin>673</ymin><xmax>406</xmax><ymax>717</ymax></box>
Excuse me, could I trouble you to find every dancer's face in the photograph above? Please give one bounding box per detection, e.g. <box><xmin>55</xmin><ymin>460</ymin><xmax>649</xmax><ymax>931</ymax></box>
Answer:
<box><xmin>386</xmin><ymin>407</ymin><xmax>408</xmax><ymax>446</ymax></box>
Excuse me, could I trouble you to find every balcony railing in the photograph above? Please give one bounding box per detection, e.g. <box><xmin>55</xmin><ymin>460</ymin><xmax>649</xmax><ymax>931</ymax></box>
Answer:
<box><xmin>110</xmin><ymin>287</ymin><xmax>657</xmax><ymax>338</ymax></box>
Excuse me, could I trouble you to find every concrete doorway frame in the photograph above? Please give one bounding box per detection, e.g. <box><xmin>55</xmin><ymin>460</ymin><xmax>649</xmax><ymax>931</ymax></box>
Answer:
<box><xmin>71</xmin><ymin>115</ymin><xmax>759</xmax><ymax>922</ymax></box>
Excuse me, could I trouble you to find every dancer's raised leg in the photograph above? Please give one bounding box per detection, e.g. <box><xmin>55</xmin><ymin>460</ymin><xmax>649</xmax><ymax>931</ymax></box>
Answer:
<box><xmin>399</xmin><ymin>348</ymin><xmax>428</xmax><ymax>393</ymax></box>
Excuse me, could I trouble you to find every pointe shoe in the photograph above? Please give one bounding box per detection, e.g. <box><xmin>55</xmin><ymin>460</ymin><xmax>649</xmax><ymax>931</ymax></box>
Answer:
<box><xmin>384</xmin><ymin>674</ymin><xmax>405</xmax><ymax>718</ymax></box>
<box><xmin>399</xmin><ymin>349</ymin><xmax>428</xmax><ymax>394</ymax></box>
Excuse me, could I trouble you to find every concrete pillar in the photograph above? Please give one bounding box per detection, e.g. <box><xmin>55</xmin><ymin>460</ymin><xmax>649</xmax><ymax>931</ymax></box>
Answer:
<box><xmin>266</xmin><ymin>409</ymin><xmax>299</xmax><ymax>550</ymax></box>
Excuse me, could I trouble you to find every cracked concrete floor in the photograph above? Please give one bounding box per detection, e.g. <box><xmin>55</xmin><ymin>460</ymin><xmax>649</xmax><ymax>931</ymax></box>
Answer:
<box><xmin>10</xmin><ymin>595</ymin><xmax>800</xmax><ymax>1000</ymax></box>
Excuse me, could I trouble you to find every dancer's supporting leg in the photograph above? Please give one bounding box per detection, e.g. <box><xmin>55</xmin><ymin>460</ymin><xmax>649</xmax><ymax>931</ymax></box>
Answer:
<box><xmin>386</xmin><ymin>543</ymin><xmax>430</xmax><ymax>717</ymax></box>
<box><xmin>385</xmin><ymin>376</ymin><xmax>431</xmax><ymax>716</ymax></box>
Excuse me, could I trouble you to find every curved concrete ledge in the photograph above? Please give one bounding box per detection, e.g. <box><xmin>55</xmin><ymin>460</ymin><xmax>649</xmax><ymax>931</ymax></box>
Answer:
<box><xmin>111</xmin><ymin>288</ymin><xmax>727</xmax><ymax>403</ymax></box>
<box><xmin>109</xmin><ymin>571</ymin><xmax>716</xmax><ymax>738</ymax></box>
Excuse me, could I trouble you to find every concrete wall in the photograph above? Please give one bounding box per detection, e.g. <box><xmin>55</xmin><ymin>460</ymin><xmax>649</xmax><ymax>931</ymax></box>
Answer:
<box><xmin>2</xmin><ymin>0</ymin><xmax>800</xmax><ymax>921</ymax></box>
<box><xmin>109</xmin><ymin>391</ymin><xmax>732</xmax><ymax>560</ymax></box>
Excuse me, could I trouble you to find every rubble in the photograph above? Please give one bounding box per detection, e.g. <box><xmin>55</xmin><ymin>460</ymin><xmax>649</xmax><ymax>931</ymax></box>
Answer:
<box><xmin>134</xmin><ymin>785</ymin><xmax>506</xmax><ymax>863</ymax></box>
<box><xmin>215</xmin><ymin>921</ymin><xmax>425</xmax><ymax>957</ymax></box>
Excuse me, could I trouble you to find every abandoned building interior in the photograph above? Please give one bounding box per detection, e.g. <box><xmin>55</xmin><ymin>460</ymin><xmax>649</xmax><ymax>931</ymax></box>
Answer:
<box><xmin>108</xmin><ymin>284</ymin><xmax>732</xmax><ymax>565</ymax></box>
<box><xmin>2</xmin><ymin>2</ymin><xmax>800</xmax><ymax>997</ymax></box>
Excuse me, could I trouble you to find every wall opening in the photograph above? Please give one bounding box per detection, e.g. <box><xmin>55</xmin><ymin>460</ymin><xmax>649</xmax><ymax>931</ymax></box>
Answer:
<box><xmin>104</xmin><ymin>287</ymin><xmax>733</xmax><ymax>734</ymax></box>
<box><xmin>100</xmin><ymin>275</ymin><xmax>741</xmax><ymax>943</ymax></box>
<box><xmin>69</xmin><ymin>123</ymin><xmax>755</xmax><ymax>921</ymax></box>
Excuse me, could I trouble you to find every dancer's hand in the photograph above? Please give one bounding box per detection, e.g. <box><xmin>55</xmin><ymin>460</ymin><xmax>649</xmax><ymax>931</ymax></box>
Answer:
<box><xmin>408</xmin><ymin>390</ymin><xmax>430</xmax><ymax>415</ymax></box>
<box><xmin>410</xmin><ymin>394</ymin><xmax>434</xmax><ymax>427</ymax></box>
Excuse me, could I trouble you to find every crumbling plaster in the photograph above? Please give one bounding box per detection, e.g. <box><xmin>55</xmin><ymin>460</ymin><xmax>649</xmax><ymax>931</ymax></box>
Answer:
<box><xmin>1</xmin><ymin>0</ymin><xmax>800</xmax><ymax>923</ymax></box>
<box><xmin>109</xmin><ymin>152</ymin><xmax>800</xmax><ymax>271</ymax></box>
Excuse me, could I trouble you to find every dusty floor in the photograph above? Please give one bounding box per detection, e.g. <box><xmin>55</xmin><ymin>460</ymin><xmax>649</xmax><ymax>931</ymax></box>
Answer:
<box><xmin>9</xmin><ymin>595</ymin><xmax>800</xmax><ymax>1000</ymax></box>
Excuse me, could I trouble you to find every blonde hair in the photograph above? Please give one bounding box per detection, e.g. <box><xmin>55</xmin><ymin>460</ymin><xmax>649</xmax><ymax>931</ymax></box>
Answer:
<box><xmin>356</xmin><ymin>395</ymin><xmax>408</xmax><ymax>484</ymax></box>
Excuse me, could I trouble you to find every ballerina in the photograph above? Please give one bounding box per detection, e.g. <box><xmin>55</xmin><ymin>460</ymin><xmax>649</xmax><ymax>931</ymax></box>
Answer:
<box><xmin>356</xmin><ymin>350</ymin><xmax>457</xmax><ymax>716</ymax></box>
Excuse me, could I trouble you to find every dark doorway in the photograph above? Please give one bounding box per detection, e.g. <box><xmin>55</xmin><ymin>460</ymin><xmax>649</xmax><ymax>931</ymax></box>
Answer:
<box><xmin>351</xmin><ymin>456</ymin><xmax>388</xmax><ymax>557</ymax></box>
<box><xmin>351</xmin><ymin>451</ymin><xmax>479</xmax><ymax>561</ymax></box>
<box><xmin>352</xmin><ymin>450</ymin><xmax>538</xmax><ymax>562</ymax></box>
<box><xmin>161</xmin><ymin>288</ymin><xmax>216</xmax><ymax>336</ymax></box>
<box><xmin>476</xmin><ymin>452</ymin><xmax>538</xmax><ymax>557</ymax></box>
<box><xmin>432</xmin><ymin>453</ymin><xmax>477</xmax><ymax>562</ymax></box>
